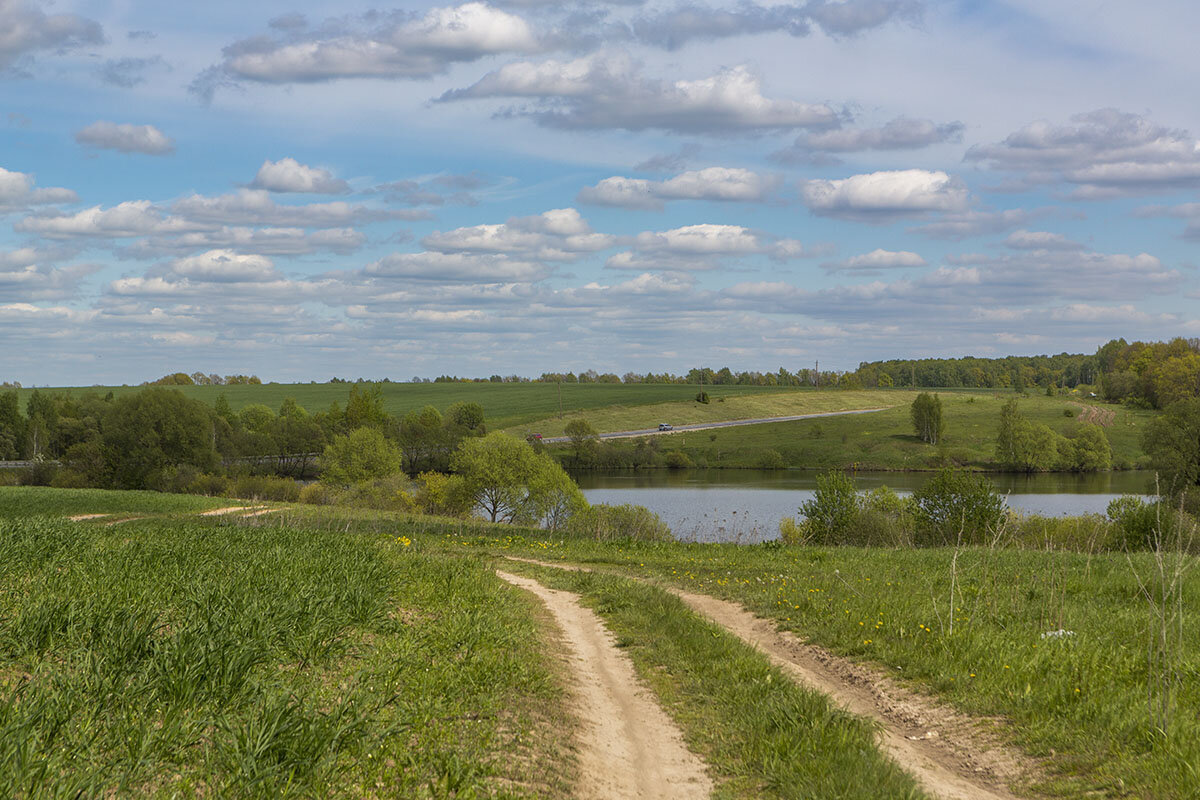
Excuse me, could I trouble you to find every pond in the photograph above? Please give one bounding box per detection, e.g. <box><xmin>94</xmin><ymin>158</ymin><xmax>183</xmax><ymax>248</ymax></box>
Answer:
<box><xmin>574</xmin><ymin>469</ymin><xmax>1155</xmax><ymax>543</ymax></box>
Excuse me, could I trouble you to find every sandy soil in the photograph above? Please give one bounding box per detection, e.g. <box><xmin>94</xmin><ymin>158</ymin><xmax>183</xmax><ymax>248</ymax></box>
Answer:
<box><xmin>67</xmin><ymin>514</ymin><xmax>109</xmax><ymax>521</ymax></box>
<box><xmin>507</xmin><ymin>557</ymin><xmax>1037</xmax><ymax>800</ymax></box>
<box><xmin>198</xmin><ymin>506</ymin><xmax>256</xmax><ymax>516</ymax></box>
<box><xmin>240</xmin><ymin>508</ymin><xmax>279</xmax><ymax>517</ymax></box>
<box><xmin>495</xmin><ymin>570</ymin><xmax>712</xmax><ymax>800</ymax></box>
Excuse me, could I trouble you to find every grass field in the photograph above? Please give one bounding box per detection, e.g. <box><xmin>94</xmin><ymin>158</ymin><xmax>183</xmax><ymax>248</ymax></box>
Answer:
<box><xmin>585</xmin><ymin>391</ymin><xmax>1154</xmax><ymax>470</ymax></box>
<box><xmin>7</xmin><ymin>488</ymin><xmax>1196</xmax><ymax>798</ymax></box>
<box><xmin>16</xmin><ymin>381</ymin><xmax>786</xmax><ymax>431</ymax></box>
<box><xmin>0</xmin><ymin>505</ymin><xmax>573</xmax><ymax>798</ymax></box>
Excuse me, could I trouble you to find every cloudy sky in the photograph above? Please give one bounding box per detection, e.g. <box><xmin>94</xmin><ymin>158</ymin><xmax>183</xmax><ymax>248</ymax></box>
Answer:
<box><xmin>2</xmin><ymin>0</ymin><xmax>1199</xmax><ymax>385</ymax></box>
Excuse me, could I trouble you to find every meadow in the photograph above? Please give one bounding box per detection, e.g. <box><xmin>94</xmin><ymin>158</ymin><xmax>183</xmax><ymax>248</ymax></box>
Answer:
<box><xmin>4</xmin><ymin>487</ymin><xmax>1195</xmax><ymax>799</ymax></box>
<box><xmin>597</xmin><ymin>391</ymin><xmax>1155</xmax><ymax>470</ymax></box>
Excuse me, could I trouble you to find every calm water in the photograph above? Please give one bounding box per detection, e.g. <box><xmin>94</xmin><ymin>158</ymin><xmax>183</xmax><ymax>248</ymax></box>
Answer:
<box><xmin>575</xmin><ymin>469</ymin><xmax>1155</xmax><ymax>543</ymax></box>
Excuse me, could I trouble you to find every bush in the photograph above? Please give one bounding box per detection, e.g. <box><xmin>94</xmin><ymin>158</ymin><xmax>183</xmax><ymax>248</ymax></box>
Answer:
<box><xmin>910</xmin><ymin>469</ymin><xmax>1005</xmax><ymax>546</ymax></box>
<box><xmin>334</xmin><ymin>475</ymin><xmax>416</xmax><ymax>511</ymax></box>
<box><xmin>778</xmin><ymin>517</ymin><xmax>808</xmax><ymax>545</ymax></box>
<box><xmin>758</xmin><ymin>449</ymin><xmax>785</xmax><ymax>470</ymax></box>
<box><xmin>798</xmin><ymin>470</ymin><xmax>859</xmax><ymax>543</ymax></box>
<box><xmin>400</xmin><ymin>471</ymin><xmax>472</xmax><ymax>517</ymax></box>
<box><xmin>18</xmin><ymin>459</ymin><xmax>58</xmax><ymax>487</ymax></box>
<box><xmin>664</xmin><ymin>450</ymin><xmax>694</xmax><ymax>469</ymax></box>
<box><xmin>0</xmin><ymin>469</ymin><xmax>18</xmax><ymax>487</ymax></box>
<box><xmin>188</xmin><ymin>473</ymin><xmax>231</xmax><ymax>497</ymax></box>
<box><xmin>567</xmin><ymin>503</ymin><xmax>672</xmax><ymax>542</ymax></box>
<box><xmin>229</xmin><ymin>474</ymin><xmax>301</xmax><ymax>502</ymax></box>
<box><xmin>49</xmin><ymin>469</ymin><xmax>91</xmax><ymax>489</ymax></box>
<box><xmin>298</xmin><ymin>483</ymin><xmax>335</xmax><ymax>505</ymax></box>
<box><xmin>695</xmin><ymin>391</ymin><xmax>710</xmax><ymax>404</ymax></box>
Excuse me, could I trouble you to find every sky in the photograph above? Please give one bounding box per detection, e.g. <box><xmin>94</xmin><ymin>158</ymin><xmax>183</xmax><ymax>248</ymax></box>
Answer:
<box><xmin>2</xmin><ymin>0</ymin><xmax>1199</xmax><ymax>385</ymax></box>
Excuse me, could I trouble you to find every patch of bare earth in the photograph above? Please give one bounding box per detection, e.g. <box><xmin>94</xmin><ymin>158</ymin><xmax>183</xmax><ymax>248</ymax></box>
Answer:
<box><xmin>199</xmin><ymin>506</ymin><xmax>256</xmax><ymax>516</ymax></box>
<box><xmin>240</xmin><ymin>508</ymin><xmax>278</xmax><ymax>518</ymax></box>
<box><xmin>495</xmin><ymin>570</ymin><xmax>712</xmax><ymax>800</ymax></box>
<box><xmin>509</xmin><ymin>557</ymin><xmax>1040</xmax><ymax>800</ymax></box>
<box><xmin>67</xmin><ymin>513</ymin><xmax>110</xmax><ymax>522</ymax></box>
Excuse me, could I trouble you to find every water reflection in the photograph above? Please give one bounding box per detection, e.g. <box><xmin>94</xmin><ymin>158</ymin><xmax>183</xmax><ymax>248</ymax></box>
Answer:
<box><xmin>574</xmin><ymin>469</ymin><xmax>1154</xmax><ymax>544</ymax></box>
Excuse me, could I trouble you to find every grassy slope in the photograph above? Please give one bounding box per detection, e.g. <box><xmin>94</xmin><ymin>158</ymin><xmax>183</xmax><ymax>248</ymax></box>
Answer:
<box><xmin>0</xmin><ymin>486</ymin><xmax>229</xmax><ymax>517</ymax></box>
<box><xmin>509</xmin><ymin>388</ymin><xmax>905</xmax><ymax>438</ymax></box>
<box><xmin>0</xmin><ymin>507</ymin><xmax>573</xmax><ymax>798</ymax></box>
<box><xmin>501</xmin><ymin>537</ymin><xmax>1200</xmax><ymax>800</ymax></box>
<box><xmin>590</xmin><ymin>391</ymin><xmax>1153</xmax><ymax>470</ymax></box>
<box><xmin>17</xmin><ymin>381</ymin><xmax>780</xmax><ymax>430</ymax></box>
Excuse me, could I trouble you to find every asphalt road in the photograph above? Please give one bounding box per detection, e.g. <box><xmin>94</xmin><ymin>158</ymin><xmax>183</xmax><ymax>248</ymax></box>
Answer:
<box><xmin>540</xmin><ymin>407</ymin><xmax>888</xmax><ymax>443</ymax></box>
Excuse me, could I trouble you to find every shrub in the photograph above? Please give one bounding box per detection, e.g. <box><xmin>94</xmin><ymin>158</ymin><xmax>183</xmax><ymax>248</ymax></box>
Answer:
<box><xmin>910</xmin><ymin>469</ymin><xmax>1005</xmax><ymax>546</ymax></box>
<box><xmin>758</xmin><ymin>449</ymin><xmax>785</xmax><ymax>470</ymax></box>
<box><xmin>229</xmin><ymin>474</ymin><xmax>301</xmax><ymax>502</ymax></box>
<box><xmin>298</xmin><ymin>483</ymin><xmax>335</xmax><ymax>505</ymax></box>
<box><xmin>567</xmin><ymin>503</ymin><xmax>672</xmax><ymax>542</ymax></box>
<box><xmin>778</xmin><ymin>517</ymin><xmax>808</xmax><ymax>545</ymax></box>
<box><xmin>18</xmin><ymin>458</ymin><xmax>58</xmax><ymax>487</ymax></box>
<box><xmin>188</xmin><ymin>473</ymin><xmax>231</xmax><ymax>497</ymax></box>
<box><xmin>333</xmin><ymin>475</ymin><xmax>415</xmax><ymax>511</ymax></box>
<box><xmin>49</xmin><ymin>469</ymin><xmax>90</xmax><ymax>489</ymax></box>
<box><xmin>0</xmin><ymin>469</ymin><xmax>18</xmax><ymax>487</ymax></box>
<box><xmin>695</xmin><ymin>391</ymin><xmax>710</xmax><ymax>404</ymax></box>
<box><xmin>664</xmin><ymin>450</ymin><xmax>694</xmax><ymax>469</ymax></box>
<box><xmin>401</xmin><ymin>471</ymin><xmax>472</xmax><ymax>517</ymax></box>
<box><xmin>798</xmin><ymin>470</ymin><xmax>859</xmax><ymax>544</ymax></box>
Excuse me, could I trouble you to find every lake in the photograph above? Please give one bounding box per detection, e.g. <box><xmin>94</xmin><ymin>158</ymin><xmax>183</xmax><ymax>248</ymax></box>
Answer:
<box><xmin>574</xmin><ymin>469</ymin><xmax>1155</xmax><ymax>543</ymax></box>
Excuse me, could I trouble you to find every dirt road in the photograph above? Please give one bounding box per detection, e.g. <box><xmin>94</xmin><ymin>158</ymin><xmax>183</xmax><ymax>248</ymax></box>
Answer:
<box><xmin>495</xmin><ymin>570</ymin><xmax>712</xmax><ymax>800</ymax></box>
<box><xmin>540</xmin><ymin>407</ymin><xmax>887</xmax><ymax>443</ymax></box>
<box><xmin>506</xmin><ymin>557</ymin><xmax>1033</xmax><ymax>800</ymax></box>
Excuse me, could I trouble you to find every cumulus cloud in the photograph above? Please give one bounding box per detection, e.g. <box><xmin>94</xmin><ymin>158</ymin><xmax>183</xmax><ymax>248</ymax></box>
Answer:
<box><xmin>966</xmin><ymin>109</ymin><xmax>1200</xmax><ymax>199</ymax></box>
<box><xmin>74</xmin><ymin>122</ymin><xmax>175</xmax><ymax>155</ymax></box>
<box><xmin>802</xmin><ymin>169</ymin><xmax>969</xmax><ymax>221</ymax></box>
<box><xmin>1003</xmin><ymin>230</ymin><xmax>1084</xmax><ymax>251</ymax></box>
<box><xmin>171</xmin><ymin>189</ymin><xmax>416</xmax><ymax>227</ymax></box>
<box><xmin>1135</xmin><ymin>202</ymin><xmax>1200</xmax><ymax>241</ymax></box>
<box><xmin>578</xmin><ymin>167</ymin><xmax>778</xmax><ymax>209</ymax></box>
<box><xmin>0</xmin><ymin>166</ymin><xmax>77</xmax><ymax>212</ymax></box>
<box><xmin>96</xmin><ymin>56</ymin><xmax>168</xmax><ymax>88</ymax></box>
<box><xmin>16</xmin><ymin>200</ymin><xmax>200</xmax><ymax>238</ymax></box>
<box><xmin>422</xmin><ymin>207</ymin><xmax>613</xmax><ymax>260</ymax></box>
<box><xmin>607</xmin><ymin>223</ymin><xmax>806</xmax><ymax>269</ymax></box>
<box><xmin>825</xmin><ymin>248</ymin><xmax>926</xmax><ymax>271</ymax></box>
<box><xmin>118</xmin><ymin>227</ymin><xmax>366</xmax><ymax>259</ymax></box>
<box><xmin>440</xmin><ymin>53</ymin><xmax>838</xmax><ymax>134</ymax></box>
<box><xmin>192</xmin><ymin>2</ymin><xmax>540</xmax><ymax>99</ymax></box>
<box><xmin>365</xmin><ymin>251</ymin><xmax>553</xmax><ymax>282</ymax></box>
<box><xmin>251</xmin><ymin>158</ymin><xmax>349</xmax><ymax>194</ymax></box>
<box><xmin>167</xmin><ymin>249</ymin><xmax>280</xmax><ymax>283</ymax></box>
<box><xmin>0</xmin><ymin>247</ymin><xmax>95</xmax><ymax>302</ymax></box>
<box><xmin>0</xmin><ymin>0</ymin><xmax>104</xmax><ymax>70</ymax></box>
<box><xmin>774</xmin><ymin>116</ymin><xmax>963</xmax><ymax>163</ymax></box>
<box><xmin>626</xmin><ymin>0</ymin><xmax>921</xmax><ymax>50</ymax></box>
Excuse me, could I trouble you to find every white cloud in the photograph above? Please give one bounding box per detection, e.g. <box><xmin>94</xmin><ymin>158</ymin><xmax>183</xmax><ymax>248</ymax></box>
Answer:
<box><xmin>0</xmin><ymin>166</ymin><xmax>77</xmax><ymax>212</ymax></box>
<box><xmin>74</xmin><ymin>122</ymin><xmax>175</xmax><ymax>156</ymax></box>
<box><xmin>966</xmin><ymin>109</ymin><xmax>1200</xmax><ymax>198</ymax></box>
<box><xmin>441</xmin><ymin>53</ymin><xmax>838</xmax><ymax>134</ymax></box>
<box><xmin>775</xmin><ymin>116</ymin><xmax>963</xmax><ymax>162</ymax></box>
<box><xmin>802</xmin><ymin>169</ymin><xmax>969</xmax><ymax>221</ymax></box>
<box><xmin>168</xmin><ymin>250</ymin><xmax>279</xmax><ymax>283</ymax></box>
<box><xmin>251</xmin><ymin>158</ymin><xmax>349</xmax><ymax>194</ymax></box>
<box><xmin>578</xmin><ymin>167</ymin><xmax>778</xmax><ymax>209</ymax></box>
<box><xmin>16</xmin><ymin>201</ymin><xmax>200</xmax><ymax>238</ymax></box>
<box><xmin>0</xmin><ymin>0</ymin><xmax>104</xmax><ymax>70</ymax></box>
<box><xmin>908</xmin><ymin>209</ymin><xmax>1033</xmax><ymax>240</ymax></box>
<box><xmin>1003</xmin><ymin>230</ymin><xmax>1084</xmax><ymax>251</ymax></box>
<box><xmin>635</xmin><ymin>223</ymin><xmax>763</xmax><ymax>255</ymax></box>
<box><xmin>193</xmin><ymin>2</ymin><xmax>539</xmax><ymax>97</ymax></box>
<box><xmin>171</xmin><ymin>189</ymin><xmax>412</xmax><ymax>228</ymax></box>
<box><xmin>365</xmin><ymin>252</ymin><xmax>552</xmax><ymax>282</ymax></box>
<box><xmin>422</xmin><ymin>207</ymin><xmax>613</xmax><ymax>260</ymax></box>
<box><xmin>827</xmin><ymin>248</ymin><xmax>926</xmax><ymax>271</ymax></box>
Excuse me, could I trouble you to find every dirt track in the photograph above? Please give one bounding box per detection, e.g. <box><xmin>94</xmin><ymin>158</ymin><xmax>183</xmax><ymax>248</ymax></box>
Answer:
<box><xmin>495</xmin><ymin>570</ymin><xmax>712</xmax><ymax>800</ymax></box>
<box><xmin>540</xmin><ymin>407</ymin><xmax>888</xmax><ymax>443</ymax></box>
<box><xmin>507</xmin><ymin>557</ymin><xmax>1033</xmax><ymax>800</ymax></box>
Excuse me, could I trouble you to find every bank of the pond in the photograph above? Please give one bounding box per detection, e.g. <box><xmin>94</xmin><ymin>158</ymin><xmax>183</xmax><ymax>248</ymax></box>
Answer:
<box><xmin>575</xmin><ymin>469</ymin><xmax>1154</xmax><ymax>543</ymax></box>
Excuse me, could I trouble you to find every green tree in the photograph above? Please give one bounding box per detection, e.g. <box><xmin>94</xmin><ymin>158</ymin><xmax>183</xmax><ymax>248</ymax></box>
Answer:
<box><xmin>452</xmin><ymin>432</ymin><xmax>584</xmax><ymax>525</ymax></box>
<box><xmin>100</xmin><ymin>389</ymin><xmax>218</xmax><ymax>489</ymax></box>
<box><xmin>398</xmin><ymin>405</ymin><xmax>445</xmax><ymax>473</ymax></box>
<box><xmin>564</xmin><ymin>418</ymin><xmax>600</xmax><ymax>466</ymax></box>
<box><xmin>322</xmin><ymin>427</ymin><xmax>401</xmax><ymax>485</ymax></box>
<box><xmin>345</xmin><ymin>383</ymin><xmax>388</xmax><ymax>430</ymax></box>
<box><xmin>0</xmin><ymin>391</ymin><xmax>23</xmax><ymax>460</ymax></box>
<box><xmin>910</xmin><ymin>470</ymin><xmax>1005</xmax><ymax>545</ymax></box>
<box><xmin>995</xmin><ymin>399</ymin><xmax>1061</xmax><ymax>472</ymax></box>
<box><xmin>1065</xmin><ymin>423</ymin><xmax>1112</xmax><ymax>472</ymax></box>
<box><xmin>910</xmin><ymin>392</ymin><xmax>945</xmax><ymax>445</ymax></box>
<box><xmin>445</xmin><ymin>401</ymin><xmax>485</xmax><ymax>431</ymax></box>
<box><xmin>1143</xmin><ymin>398</ymin><xmax>1200</xmax><ymax>491</ymax></box>
<box><xmin>799</xmin><ymin>470</ymin><xmax>859</xmax><ymax>543</ymax></box>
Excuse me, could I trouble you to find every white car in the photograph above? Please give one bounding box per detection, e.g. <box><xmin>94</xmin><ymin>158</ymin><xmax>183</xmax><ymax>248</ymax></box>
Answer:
<box><xmin>658</xmin><ymin>423</ymin><xmax>673</xmax><ymax>431</ymax></box>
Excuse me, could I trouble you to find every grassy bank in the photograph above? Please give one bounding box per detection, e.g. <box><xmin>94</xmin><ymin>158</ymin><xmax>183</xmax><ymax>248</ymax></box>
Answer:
<box><xmin>556</xmin><ymin>391</ymin><xmax>1153</xmax><ymax>471</ymax></box>
<box><xmin>0</xmin><ymin>509</ymin><xmax>573</xmax><ymax>798</ymax></box>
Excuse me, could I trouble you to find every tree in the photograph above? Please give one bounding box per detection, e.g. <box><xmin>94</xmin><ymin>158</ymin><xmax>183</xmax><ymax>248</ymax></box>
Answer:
<box><xmin>0</xmin><ymin>391</ymin><xmax>23</xmax><ymax>460</ymax></box>
<box><xmin>322</xmin><ymin>427</ymin><xmax>401</xmax><ymax>485</ymax></box>
<box><xmin>345</xmin><ymin>383</ymin><xmax>388</xmax><ymax>430</ymax></box>
<box><xmin>445</xmin><ymin>401</ymin><xmax>485</xmax><ymax>431</ymax></box>
<box><xmin>398</xmin><ymin>405</ymin><xmax>445</xmax><ymax>473</ymax></box>
<box><xmin>910</xmin><ymin>470</ymin><xmax>1005</xmax><ymax>546</ymax></box>
<box><xmin>1065</xmin><ymin>423</ymin><xmax>1112</xmax><ymax>472</ymax></box>
<box><xmin>564</xmin><ymin>418</ymin><xmax>599</xmax><ymax>466</ymax></box>
<box><xmin>910</xmin><ymin>392</ymin><xmax>945</xmax><ymax>445</ymax></box>
<box><xmin>995</xmin><ymin>400</ymin><xmax>1060</xmax><ymax>472</ymax></box>
<box><xmin>100</xmin><ymin>389</ymin><xmax>218</xmax><ymax>489</ymax></box>
<box><xmin>1143</xmin><ymin>398</ymin><xmax>1200</xmax><ymax>492</ymax></box>
<box><xmin>452</xmin><ymin>432</ymin><xmax>584</xmax><ymax>525</ymax></box>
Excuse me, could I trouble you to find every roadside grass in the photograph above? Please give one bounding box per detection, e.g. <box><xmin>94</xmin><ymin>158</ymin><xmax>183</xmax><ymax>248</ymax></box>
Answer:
<box><xmin>513</xmin><ymin>388</ymin><xmax>905</xmax><ymax>439</ymax></box>
<box><xmin>0</xmin><ymin>512</ymin><xmax>572</xmax><ymax>798</ymax></box>
<box><xmin>494</xmin><ymin>537</ymin><xmax>1200</xmax><ymax>800</ymax></box>
<box><xmin>627</xmin><ymin>392</ymin><xmax>1153</xmax><ymax>470</ymax></box>
<box><xmin>504</xmin><ymin>560</ymin><xmax>927</xmax><ymax>800</ymax></box>
<box><xmin>0</xmin><ymin>486</ymin><xmax>231</xmax><ymax>518</ymax></box>
<box><xmin>15</xmin><ymin>381</ymin><xmax>781</xmax><ymax>431</ymax></box>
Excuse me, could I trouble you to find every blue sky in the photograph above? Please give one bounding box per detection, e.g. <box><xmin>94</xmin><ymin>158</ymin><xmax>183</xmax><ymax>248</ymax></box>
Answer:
<box><xmin>2</xmin><ymin>0</ymin><xmax>1198</xmax><ymax>385</ymax></box>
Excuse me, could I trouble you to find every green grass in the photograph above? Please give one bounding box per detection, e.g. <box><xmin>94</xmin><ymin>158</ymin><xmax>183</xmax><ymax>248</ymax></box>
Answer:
<box><xmin>16</xmin><ymin>381</ymin><xmax>784</xmax><ymax>431</ymax></box>
<box><xmin>615</xmin><ymin>391</ymin><xmax>1153</xmax><ymax>470</ymax></box>
<box><xmin>0</xmin><ymin>510</ymin><xmax>573</xmax><ymax>798</ymax></box>
<box><xmin>495</xmin><ymin>537</ymin><xmax>1200</xmax><ymax>800</ymax></box>
<box><xmin>0</xmin><ymin>486</ymin><xmax>231</xmax><ymax>518</ymax></box>
<box><xmin>503</xmin><ymin>560</ymin><xmax>927</xmax><ymax>799</ymax></box>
